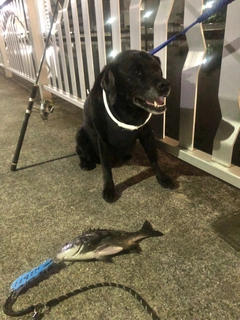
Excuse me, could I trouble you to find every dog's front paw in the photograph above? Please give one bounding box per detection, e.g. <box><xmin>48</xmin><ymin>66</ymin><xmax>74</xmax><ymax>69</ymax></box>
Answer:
<box><xmin>156</xmin><ymin>175</ymin><xmax>175</xmax><ymax>189</ymax></box>
<box><xmin>102</xmin><ymin>185</ymin><xmax>116</xmax><ymax>203</ymax></box>
<box><xmin>80</xmin><ymin>161</ymin><xmax>96</xmax><ymax>171</ymax></box>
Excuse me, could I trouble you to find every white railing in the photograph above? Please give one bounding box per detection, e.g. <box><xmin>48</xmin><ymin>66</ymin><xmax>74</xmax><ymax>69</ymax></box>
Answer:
<box><xmin>0</xmin><ymin>0</ymin><xmax>239</xmax><ymax>189</ymax></box>
<box><xmin>158</xmin><ymin>0</ymin><xmax>240</xmax><ymax>189</ymax></box>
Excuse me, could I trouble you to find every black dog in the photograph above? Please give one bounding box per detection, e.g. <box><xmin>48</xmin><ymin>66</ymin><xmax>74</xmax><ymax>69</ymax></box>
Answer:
<box><xmin>76</xmin><ymin>50</ymin><xmax>174</xmax><ymax>202</ymax></box>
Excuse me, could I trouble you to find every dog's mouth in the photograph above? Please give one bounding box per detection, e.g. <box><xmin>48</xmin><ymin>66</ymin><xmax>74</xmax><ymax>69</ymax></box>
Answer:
<box><xmin>133</xmin><ymin>96</ymin><xmax>166</xmax><ymax>114</ymax></box>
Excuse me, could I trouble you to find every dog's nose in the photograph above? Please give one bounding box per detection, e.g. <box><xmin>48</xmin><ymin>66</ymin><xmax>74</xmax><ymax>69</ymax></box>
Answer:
<box><xmin>157</xmin><ymin>79</ymin><xmax>170</xmax><ymax>93</ymax></box>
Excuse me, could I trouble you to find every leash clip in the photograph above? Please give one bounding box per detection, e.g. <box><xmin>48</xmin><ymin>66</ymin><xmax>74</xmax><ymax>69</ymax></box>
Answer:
<box><xmin>32</xmin><ymin>304</ymin><xmax>43</xmax><ymax>319</ymax></box>
<box><xmin>32</xmin><ymin>303</ymin><xmax>50</xmax><ymax>319</ymax></box>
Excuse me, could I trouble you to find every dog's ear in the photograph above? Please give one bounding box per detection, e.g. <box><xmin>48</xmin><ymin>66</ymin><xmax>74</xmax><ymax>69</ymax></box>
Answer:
<box><xmin>152</xmin><ymin>55</ymin><xmax>161</xmax><ymax>66</ymax></box>
<box><xmin>100</xmin><ymin>69</ymin><xmax>117</xmax><ymax>106</ymax></box>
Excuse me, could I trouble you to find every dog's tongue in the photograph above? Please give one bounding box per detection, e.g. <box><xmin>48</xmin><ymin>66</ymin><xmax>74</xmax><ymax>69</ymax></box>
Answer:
<box><xmin>146</xmin><ymin>96</ymin><xmax>164</xmax><ymax>107</ymax></box>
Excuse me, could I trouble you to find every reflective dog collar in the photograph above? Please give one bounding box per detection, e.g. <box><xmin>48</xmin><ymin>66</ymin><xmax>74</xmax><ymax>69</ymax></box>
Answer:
<box><xmin>102</xmin><ymin>90</ymin><xmax>152</xmax><ymax>131</ymax></box>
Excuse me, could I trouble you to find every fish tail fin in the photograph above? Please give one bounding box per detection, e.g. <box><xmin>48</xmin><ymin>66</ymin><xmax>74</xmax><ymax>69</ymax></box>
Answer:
<box><xmin>141</xmin><ymin>220</ymin><xmax>164</xmax><ymax>237</ymax></box>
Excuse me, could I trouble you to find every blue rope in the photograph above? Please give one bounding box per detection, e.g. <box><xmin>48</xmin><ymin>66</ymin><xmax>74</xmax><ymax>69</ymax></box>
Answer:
<box><xmin>150</xmin><ymin>0</ymin><xmax>235</xmax><ymax>55</ymax></box>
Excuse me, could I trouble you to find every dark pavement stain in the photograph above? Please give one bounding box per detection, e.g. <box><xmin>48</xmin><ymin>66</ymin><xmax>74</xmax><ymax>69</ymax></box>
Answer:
<box><xmin>213</xmin><ymin>213</ymin><xmax>240</xmax><ymax>252</ymax></box>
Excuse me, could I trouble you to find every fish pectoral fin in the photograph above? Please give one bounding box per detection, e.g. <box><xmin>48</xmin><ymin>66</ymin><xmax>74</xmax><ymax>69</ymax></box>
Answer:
<box><xmin>97</xmin><ymin>256</ymin><xmax>114</xmax><ymax>263</ymax></box>
<box><xmin>97</xmin><ymin>245</ymin><xmax>123</xmax><ymax>257</ymax></box>
<box><xmin>128</xmin><ymin>243</ymin><xmax>142</xmax><ymax>253</ymax></box>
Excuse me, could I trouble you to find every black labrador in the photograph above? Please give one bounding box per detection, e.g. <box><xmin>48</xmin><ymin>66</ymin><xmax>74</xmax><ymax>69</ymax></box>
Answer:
<box><xmin>76</xmin><ymin>50</ymin><xmax>174</xmax><ymax>202</ymax></box>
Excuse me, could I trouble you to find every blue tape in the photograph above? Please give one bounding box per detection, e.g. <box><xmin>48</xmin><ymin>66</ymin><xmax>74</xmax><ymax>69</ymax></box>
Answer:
<box><xmin>11</xmin><ymin>259</ymin><xmax>54</xmax><ymax>292</ymax></box>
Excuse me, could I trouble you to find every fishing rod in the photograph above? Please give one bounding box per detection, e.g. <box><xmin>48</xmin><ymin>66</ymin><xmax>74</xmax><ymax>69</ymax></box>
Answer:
<box><xmin>150</xmin><ymin>0</ymin><xmax>235</xmax><ymax>55</ymax></box>
<box><xmin>10</xmin><ymin>0</ymin><xmax>60</xmax><ymax>171</ymax></box>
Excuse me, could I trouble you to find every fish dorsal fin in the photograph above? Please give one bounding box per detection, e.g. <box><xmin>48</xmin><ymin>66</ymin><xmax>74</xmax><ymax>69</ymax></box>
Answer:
<box><xmin>82</xmin><ymin>227</ymin><xmax>113</xmax><ymax>234</ymax></box>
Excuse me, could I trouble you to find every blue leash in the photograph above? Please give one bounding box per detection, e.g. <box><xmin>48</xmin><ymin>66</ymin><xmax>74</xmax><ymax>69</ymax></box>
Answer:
<box><xmin>3</xmin><ymin>0</ymin><xmax>236</xmax><ymax>318</ymax></box>
<box><xmin>150</xmin><ymin>0</ymin><xmax>235</xmax><ymax>55</ymax></box>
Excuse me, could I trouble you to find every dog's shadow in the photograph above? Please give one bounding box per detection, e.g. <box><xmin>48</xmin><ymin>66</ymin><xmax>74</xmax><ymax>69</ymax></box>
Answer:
<box><xmin>113</xmin><ymin>142</ymin><xmax>207</xmax><ymax>201</ymax></box>
<box><xmin>115</xmin><ymin>167</ymin><xmax>154</xmax><ymax>200</ymax></box>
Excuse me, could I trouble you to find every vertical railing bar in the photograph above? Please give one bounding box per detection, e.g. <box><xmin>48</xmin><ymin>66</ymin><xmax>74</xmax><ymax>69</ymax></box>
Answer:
<box><xmin>71</xmin><ymin>0</ymin><xmax>86</xmax><ymax>99</ymax></box>
<box><xmin>10</xmin><ymin>14</ymin><xmax>19</xmax><ymax>72</ymax></box>
<box><xmin>153</xmin><ymin>0</ymin><xmax>174</xmax><ymax>78</ymax></box>
<box><xmin>14</xmin><ymin>0</ymin><xmax>22</xmax><ymax>73</ymax></box>
<box><xmin>110</xmin><ymin>0</ymin><xmax>121</xmax><ymax>55</ymax></box>
<box><xmin>129</xmin><ymin>0</ymin><xmax>141</xmax><ymax>50</ymax></box>
<box><xmin>3</xmin><ymin>14</ymin><xmax>12</xmax><ymax>69</ymax></box>
<box><xmin>9</xmin><ymin>14</ymin><xmax>20</xmax><ymax>72</ymax></box>
<box><xmin>16</xmin><ymin>0</ymin><xmax>28</xmax><ymax>77</ymax></box>
<box><xmin>23</xmin><ymin>0</ymin><xmax>36</xmax><ymax>80</ymax></box>
<box><xmin>6</xmin><ymin>5</ymin><xmax>14</xmax><ymax>69</ymax></box>
<box><xmin>50</xmin><ymin>53</ymin><xmax>57</xmax><ymax>88</ymax></box>
<box><xmin>11</xmin><ymin>0</ymin><xmax>24</xmax><ymax>74</ymax></box>
<box><xmin>42</xmin><ymin>0</ymin><xmax>51</xmax><ymax>84</ymax></box>
<box><xmin>19</xmin><ymin>0</ymin><xmax>32</xmax><ymax>78</ymax></box>
<box><xmin>12</xmin><ymin>0</ymin><xmax>24</xmax><ymax>75</ymax></box>
<box><xmin>56</xmin><ymin>10</ymin><xmax>70</xmax><ymax>93</ymax></box>
<box><xmin>51</xmin><ymin>12</ymin><xmax>63</xmax><ymax>90</ymax></box>
<box><xmin>212</xmin><ymin>0</ymin><xmax>240</xmax><ymax>167</ymax></box>
<box><xmin>52</xmin><ymin>29</ymin><xmax>63</xmax><ymax>90</ymax></box>
<box><xmin>20</xmin><ymin>0</ymin><xmax>32</xmax><ymax>77</ymax></box>
<box><xmin>0</xmin><ymin>11</ymin><xmax>12</xmax><ymax>77</ymax></box>
<box><xmin>18</xmin><ymin>0</ymin><xmax>27</xmax><ymax>75</ymax></box>
<box><xmin>178</xmin><ymin>0</ymin><xmax>206</xmax><ymax>151</ymax></box>
<box><xmin>30</xmin><ymin>45</ymin><xmax>35</xmax><ymax>80</ymax></box>
<box><xmin>6</xmin><ymin>14</ymin><xmax>15</xmax><ymax>70</ymax></box>
<box><xmin>0</xmin><ymin>16</ymin><xmax>4</xmax><ymax>67</ymax></box>
<box><xmin>16</xmin><ymin>0</ymin><xmax>29</xmax><ymax>76</ymax></box>
<box><xmin>24</xmin><ymin>0</ymin><xmax>35</xmax><ymax>79</ymax></box>
<box><xmin>81</xmin><ymin>0</ymin><xmax>94</xmax><ymax>90</ymax></box>
<box><xmin>6</xmin><ymin>32</ymin><xmax>14</xmax><ymax>70</ymax></box>
<box><xmin>94</xmin><ymin>0</ymin><xmax>106</xmax><ymax>71</ymax></box>
<box><xmin>49</xmin><ymin>1</ymin><xmax>63</xmax><ymax>90</ymax></box>
<box><xmin>153</xmin><ymin>0</ymin><xmax>174</xmax><ymax>140</ymax></box>
<box><xmin>24</xmin><ymin>0</ymin><xmax>52</xmax><ymax>100</ymax></box>
<box><xmin>62</xmin><ymin>0</ymin><xmax>77</xmax><ymax>97</ymax></box>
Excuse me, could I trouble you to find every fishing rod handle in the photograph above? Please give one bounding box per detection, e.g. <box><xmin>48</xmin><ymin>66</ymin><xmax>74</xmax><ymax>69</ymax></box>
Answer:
<box><xmin>10</xmin><ymin>84</ymin><xmax>38</xmax><ymax>171</ymax></box>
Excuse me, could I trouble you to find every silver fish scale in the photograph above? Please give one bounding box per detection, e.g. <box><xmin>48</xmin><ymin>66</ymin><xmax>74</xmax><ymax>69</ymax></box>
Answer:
<box><xmin>60</xmin><ymin>230</ymin><xmax>110</xmax><ymax>254</ymax></box>
<box><xmin>74</xmin><ymin>229</ymin><xmax>115</xmax><ymax>242</ymax></box>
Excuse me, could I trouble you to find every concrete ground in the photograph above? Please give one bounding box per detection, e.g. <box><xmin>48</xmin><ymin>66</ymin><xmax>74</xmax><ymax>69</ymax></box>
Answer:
<box><xmin>0</xmin><ymin>70</ymin><xmax>239</xmax><ymax>320</ymax></box>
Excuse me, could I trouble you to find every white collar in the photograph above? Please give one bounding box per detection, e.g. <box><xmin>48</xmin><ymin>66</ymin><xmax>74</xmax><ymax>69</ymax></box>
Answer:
<box><xmin>102</xmin><ymin>89</ymin><xmax>152</xmax><ymax>131</ymax></box>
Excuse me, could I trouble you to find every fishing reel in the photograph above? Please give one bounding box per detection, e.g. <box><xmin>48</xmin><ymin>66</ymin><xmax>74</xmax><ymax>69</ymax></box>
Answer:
<box><xmin>40</xmin><ymin>99</ymin><xmax>55</xmax><ymax>120</ymax></box>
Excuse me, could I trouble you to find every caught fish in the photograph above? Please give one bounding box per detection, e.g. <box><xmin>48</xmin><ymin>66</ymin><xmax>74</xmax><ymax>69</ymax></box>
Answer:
<box><xmin>56</xmin><ymin>220</ymin><xmax>164</xmax><ymax>262</ymax></box>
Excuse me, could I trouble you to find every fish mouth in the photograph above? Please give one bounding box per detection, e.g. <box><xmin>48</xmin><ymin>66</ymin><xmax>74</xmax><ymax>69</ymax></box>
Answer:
<box><xmin>133</xmin><ymin>96</ymin><xmax>166</xmax><ymax>115</ymax></box>
<box><xmin>56</xmin><ymin>243</ymin><xmax>81</xmax><ymax>260</ymax></box>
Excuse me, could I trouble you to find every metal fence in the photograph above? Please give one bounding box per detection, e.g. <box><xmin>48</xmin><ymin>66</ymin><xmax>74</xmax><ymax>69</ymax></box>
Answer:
<box><xmin>0</xmin><ymin>0</ymin><xmax>239</xmax><ymax>189</ymax></box>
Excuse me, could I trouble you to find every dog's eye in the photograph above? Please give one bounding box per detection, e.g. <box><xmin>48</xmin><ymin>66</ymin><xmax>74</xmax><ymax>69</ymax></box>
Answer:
<box><xmin>134</xmin><ymin>70</ymin><xmax>142</xmax><ymax>76</ymax></box>
<box><xmin>156</xmin><ymin>68</ymin><xmax>163</xmax><ymax>77</ymax></box>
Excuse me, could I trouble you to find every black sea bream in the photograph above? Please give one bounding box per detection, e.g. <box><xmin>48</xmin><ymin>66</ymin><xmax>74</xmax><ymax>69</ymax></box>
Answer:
<box><xmin>56</xmin><ymin>220</ymin><xmax>164</xmax><ymax>262</ymax></box>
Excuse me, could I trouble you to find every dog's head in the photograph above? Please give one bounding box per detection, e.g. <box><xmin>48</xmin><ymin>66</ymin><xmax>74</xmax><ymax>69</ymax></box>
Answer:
<box><xmin>100</xmin><ymin>50</ymin><xmax>170</xmax><ymax>115</ymax></box>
